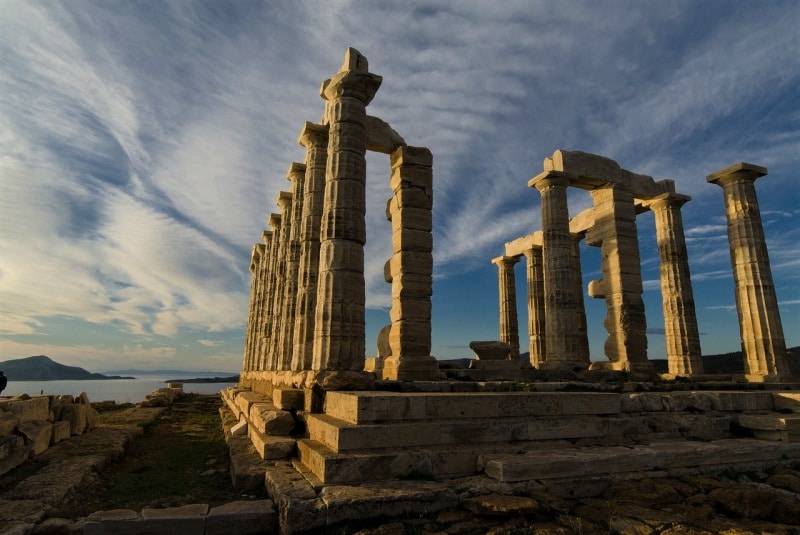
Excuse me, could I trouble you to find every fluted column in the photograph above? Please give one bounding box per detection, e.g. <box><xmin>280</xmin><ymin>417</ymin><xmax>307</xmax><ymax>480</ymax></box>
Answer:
<box><xmin>249</xmin><ymin>236</ymin><xmax>271</xmax><ymax>371</ymax></box>
<box><xmin>707</xmin><ymin>162</ymin><xmax>788</xmax><ymax>379</ymax></box>
<box><xmin>570</xmin><ymin>233</ymin><xmax>591</xmax><ymax>362</ymax></box>
<box><xmin>243</xmin><ymin>243</ymin><xmax>262</xmax><ymax>372</ymax></box>
<box><xmin>277</xmin><ymin>163</ymin><xmax>306</xmax><ymax>370</ymax></box>
<box><xmin>588</xmin><ymin>185</ymin><xmax>650</xmax><ymax>371</ymax></box>
<box><xmin>523</xmin><ymin>247</ymin><xmax>546</xmax><ymax>368</ymax></box>
<box><xmin>267</xmin><ymin>192</ymin><xmax>293</xmax><ymax>370</ymax></box>
<box><xmin>644</xmin><ymin>193</ymin><xmax>703</xmax><ymax>375</ymax></box>
<box><xmin>312</xmin><ymin>48</ymin><xmax>382</xmax><ymax>371</ymax></box>
<box><xmin>259</xmin><ymin>215</ymin><xmax>281</xmax><ymax>370</ymax></box>
<box><xmin>292</xmin><ymin>123</ymin><xmax>329</xmax><ymax>371</ymax></box>
<box><xmin>529</xmin><ymin>171</ymin><xmax>589</xmax><ymax>370</ymax></box>
<box><xmin>493</xmin><ymin>256</ymin><xmax>520</xmax><ymax>357</ymax></box>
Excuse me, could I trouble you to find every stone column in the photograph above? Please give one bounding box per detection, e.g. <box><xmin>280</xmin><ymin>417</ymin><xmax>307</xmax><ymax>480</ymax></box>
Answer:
<box><xmin>587</xmin><ymin>185</ymin><xmax>650</xmax><ymax>371</ymax></box>
<box><xmin>292</xmin><ymin>123</ymin><xmax>329</xmax><ymax>372</ymax></box>
<box><xmin>523</xmin><ymin>247</ymin><xmax>546</xmax><ymax>368</ymax></box>
<box><xmin>251</xmin><ymin>236</ymin><xmax>273</xmax><ymax>371</ymax></box>
<box><xmin>382</xmin><ymin>145</ymin><xmax>440</xmax><ymax>380</ymax></box>
<box><xmin>492</xmin><ymin>255</ymin><xmax>520</xmax><ymax>357</ymax></box>
<box><xmin>529</xmin><ymin>171</ymin><xmax>589</xmax><ymax>370</ymax></box>
<box><xmin>268</xmin><ymin>192</ymin><xmax>293</xmax><ymax>370</ymax></box>
<box><xmin>312</xmin><ymin>48</ymin><xmax>381</xmax><ymax>371</ymax></box>
<box><xmin>243</xmin><ymin>243</ymin><xmax>262</xmax><ymax>372</ymax></box>
<box><xmin>277</xmin><ymin>163</ymin><xmax>306</xmax><ymax>370</ymax></box>
<box><xmin>707</xmin><ymin>162</ymin><xmax>789</xmax><ymax>379</ymax></box>
<box><xmin>643</xmin><ymin>193</ymin><xmax>703</xmax><ymax>375</ymax></box>
<box><xmin>260</xmin><ymin>214</ymin><xmax>281</xmax><ymax>370</ymax></box>
<box><xmin>570</xmin><ymin>233</ymin><xmax>591</xmax><ymax>362</ymax></box>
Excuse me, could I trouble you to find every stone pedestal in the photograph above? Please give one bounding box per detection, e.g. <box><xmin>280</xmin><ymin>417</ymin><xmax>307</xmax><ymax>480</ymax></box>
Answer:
<box><xmin>529</xmin><ymin>171</ymin><xmax>590</xmax><ymax>371</ymax></box>
<box><xmin>707</xmin><ymin>162</ymin><xmax>789</xmax><ymax>379</ymax></box>
<box><xmin>492</xmin><ymin>256</ymin><xmax>520</xmax><ymax>357</ymax></box>
<box><xmin>643</xmin><ymin>193</ymin><xmax>703</xmax><ymax>375</ymax></box>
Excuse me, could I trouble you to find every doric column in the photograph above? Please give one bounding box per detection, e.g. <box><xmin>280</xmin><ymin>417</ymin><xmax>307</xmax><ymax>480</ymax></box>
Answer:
<box><xmin>312</xmin><ymin>48</ymin><xmax>381</xmax><ymax>371</ymax></box>
<box><xmin>292</xmin><ymin>123</ymin><xmax>329</xmax><ymax>371</ymax></box>
<box><xmin>268</xmin><ymin>192</ymin><xmax>293</xmax><ymax>370</ymax></box>
<box><xmin>570</xmin><ymin>233</ymin><xmax>591</xmax><ymax>362</ymax></box>
<box><xmin>643</xmin><ymin>193</ymin><xmax>703</xmax><ymax>375</ymax></box>
<box><xmin>492</xmin><ymin>255</ymin><xmax>520</xmax><ymax>357</ymax></box>
<box><xmin>382</xmin><ymin>145</ymin><xmax>440</xmax><ymax>380</ymax></box>
<box><xmin>277</xmin><ymin>163</ymin><xmax>306</xmax><ymax>370</ymax></box>
<box><xmin>587</xmin><ymin>185</ymin><xmax>650</xmax><ymax>371</ymax></box>
<box><xmin>707</xmin><ymin>162</ymin><xmax>788</xmax><ymax>379</ymax></box>
<box><xmin>523</xmin><ymin>247</ymin><xmax>546</xmax><ymax>368</ymax></box>
<box><xmin>528</xmin><ymin>171</ymin><xmax>589</xmax><ymax>370</ymax></box>
<box><xmin>249</xmin><ymin>236</ymin><xmax>271</xmax><ymax>371</ymax></box>
<box><xmin>243</xmin><ymin>243</ymin><xmax>262</xmax><ymax>372</ymax></box>
<box><xmin>259</xmin><ymin>215</ymin><xmax>281</xmax><ymax>370</ymax></box>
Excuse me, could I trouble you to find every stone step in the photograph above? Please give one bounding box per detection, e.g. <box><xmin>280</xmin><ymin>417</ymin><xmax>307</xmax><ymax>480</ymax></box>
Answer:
<box><xmin>323</xmin><ymin>391</ymin><xmax>621</xmax><ymax>424</ymax></box>
<box><xmin>739</xmin><ymin>414</ymin><xmax>800</xmax><ymax>442</ymax></box>
<box><xmin>481</xmin><ymin>438</ymin><xmax>800</xmax><ymax>483</ymax></box>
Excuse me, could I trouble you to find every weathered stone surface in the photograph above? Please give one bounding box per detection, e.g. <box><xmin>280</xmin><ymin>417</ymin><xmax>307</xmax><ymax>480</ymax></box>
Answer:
<box><xmin>469</xmin><ymin>341</ymin><xmax>512</xmax><ymax>361</ymax></box>
<box><xmin>59</xmin><ymin>404</ymin><xmax>87</xmax><ymax>435</ymax></box>
<box><xmin>250</xmin><ymin>405</ymin><xmax>295</xmax><ymax>436</ymax></box>
<box><xmin>272</xmin><ymin>389</ymin><xmax>304</xmax><ymax>411</ymax></box>
<box><xmin>462</xmin><ymin>493</ymin><xmax>542</xmax><ymax>516</ymax></box>
<box><xmin>0</xmin><ymin>435</ymin><xmax>30</xmax><ymax>476</ymax></box>
<box><xmin>0</xmin><ymin>410</ymin><xmax>19</xmax><ymax>436</ymax></box>
<box><xmin>50</xmin><ymin>421</ymin><xmax>71</xmax><ymax>445</ymax></box>
<box><xmin>140</xmin><ymin>504</ymin><xmax>208</xmax><ymax>533</ymax></box>
<box><xmin>206</xmin><ymin>500</ymin><xmax>277</xmax><ymax>535</ymax></box>
<box><xmin>17</xmin><ymin>420</ymin><xmax>53</xmax><ymax>455</ymax></box>
<box><xmin>248</xmin><ymin>427</ymin><xmax>295</xmax><ymax>460</ymax></box>
<box><xmin>0</xmin><ymin>397</ymin><xmax>49</xmax><ymax>424</ymax></box>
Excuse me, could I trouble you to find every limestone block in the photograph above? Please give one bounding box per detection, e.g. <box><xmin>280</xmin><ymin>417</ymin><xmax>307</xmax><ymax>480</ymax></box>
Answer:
<box><xmin>365</xmin><ymin>115</ymin><xmax>405</xmax><ymax>153</ymax></box>
<box><xmin>235</xmin><ymin>391</ymin><xmax>270</xmax><ymax>418</ymax></box>
<box><xmin>230</xmin><ymin>419</ymin><xmax>248</xmax><ymax>436</ymax></box>
<box><xmin>0</xmin><ymin>397</ymin><xmax>49</xmax><ymax>423</ymax></box>
<box><xmin>318</xmin><ymin>239</ymin><xmax>364</xmax><ymax>271</ymax></box>
<box><xmin>462</xmin><ymin>494</ymin><xmax>543</xmax><ymax>515</ymax></box>
<box><xmin>389</xmin><ymin>166</ymin><xmax>433</xmax><ymax>193</ymax></box>
<box><xmin>51</xmin><ymin>420</ymin><xmax>71</xmax><ymax>444</ymax></box>
<box><xmin>552</xmin><ymin>150</ymin><xmax>621</xmax><ymax>183</ymax></box>
<box><xmin>324</xmin><ymin>176</ymin><xmax>366</xmax><ymax>211</ymax></box>
<box><xmin>391</xmin><ymin>273</ymin><xmax>432</xmax><ymax>299</ymax></box>
<box><xmin>248</xmin><ymin>427</ymin><xmax>295</xmax><ymax>460</ymax></box>
<box><xmin>140</xmin><ymin>504</ymin><xmax>208</xmax><ymax>534</ymax></box>
<box><xmin>377</xmin><ymin>324</ymin><xmax>392</xmax><ymax>357</ymax></box>
<box><xmin>17</xmin><ymin>420</ymin><xmax>53</xmax><ymax>455</ymax></box>
<box><xmin>0</xmin><ymin>435</ymin><xmax>30</xmax><ymax>476</ymax></box>
<box><xmin>389</xmin><ymin>297</ymin><xmax>431</xmax><ymax>323</ymax></box>
<box><xmin>391</xmin><ymin>228</ymin><xmax>432</xmax><ymax>254</ymax></box>
<box><xmin>321</xmin><ymin>208</ymin><xmax>367</xmax><ymax>243</ymax></box>
<box><xmin>77</xmin><ymin>392</ymin><xmax>92</xmax><ymax>405</ymax></box>
<box><xmin>86</xmin><ymin>406</ymin><xmax>100</xmax><ymax>429</ymax></box>
<box><xmin>387</xmin><ymin>204</ymin><xmax>432</xmax><ymax>231</ymax></box>
<box><xmin>250</xmin><ymin>404</ymin><xmax>295</xmax><ymax>436</ymax></box>
<box><xmin>383</xmin><ymin>258</ymin><xmax>393</xmax><ymax>283</ymax></box>
<box><xmin>0</xmin><ymin>410</ymin><xmax>19</xmax><ymax>436</ymax></box>
<box><xmin>206</xmin><ymin>500</ymin><xmax>277</xmax><ymax>535</ymax></box>
<box><xmin>273</xmin><ymin>389</ymin><xmax>304</xmax><ymax>411</ymax></box>
<box><xmin>469</xmin><ymin>341</ymin><xmax>512</xmax><ymax>360</ymax></box>
<box><xmin>83</xmin><ymin>509</ymin><xmax>142</xmax><ymax>535</ymax></box>
<box><xmin>388</xmin><ymin>320</ymin><xmax>431</xmax><ymax>355</ymax></box>
<box><xmin>774</xmin><ymin>393</ymin><xmax>800</xmax><ymax>413</ymax></box>
<box><xmin>391</xmin><ymin>186</ymin><xmax>432</xmax><ymax>210</ymax></box>
<box><xmin>390</xmin><ymin>145</ymin><xmax>433</xmax><ymax>168</ymax></box>
<box><xmin>60</xmin><ymin>403</ymin><xmax>88</xmax><ymax>435</ymax></box>
<box><xmin>388</xmin><ymin>252</ymin><xmax>433</xmax><ymax>277</ymax></box>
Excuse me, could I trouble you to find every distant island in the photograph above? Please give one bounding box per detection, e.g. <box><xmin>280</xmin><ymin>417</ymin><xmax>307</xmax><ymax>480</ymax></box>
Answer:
<box><xmin>0</xmin><ymin>355</ymin><xmax>135</xmax><ymax>381</ymax></box>
<box><xmin>166</xmin><ymin>375</ymin><xmax>239</xmax><ymax>384</ymax></box>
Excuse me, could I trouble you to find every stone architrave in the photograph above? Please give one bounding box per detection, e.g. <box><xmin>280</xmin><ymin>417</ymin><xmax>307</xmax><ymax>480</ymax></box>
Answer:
<box><xmin>261</xmin><ymin>213</ymin><xmax>282</xmax><ymax>370</ymax></box>
<box><xmin>269</xmin><ymin>192</ymin><xmax>293</xmax><ymax>371</ymax></box>
<box><xmin>642</xmin><ymin>192</ymin><xmax>703</xmax><ymax>375</ymax></box>
<box><xmin>277</xmin><ymin>163</ymin><xmax>307</xmax><ymax>370</ymax></box>
<box><xmin>586</xmin><ymin>185</ymin><xmax>650</xmax><ymax>371</ymax></box>
<box><xmin>529</xmin><ymin>171</ymin><xmax>590</xmax><ymax>370</ymax></box>
<box><xmin>382</xmin><ymin>145</ymin><xmax>439</xmax><ymax>380</ymax></box>
<box><xmin>707</xmin><ymin>162</ymin><xmax>789</xmax><ymax>380</ymax></box>
<box><xmin>492</xmin><ymin>256</ymin><xmax>521</xmax><ymax>357</ymax></box>
<box><xmin>292</xmin><ymin>123</ymin><xmax>330</xmax><ymax>371</ymax></box>
<box><xmin>312</xmin><ymin>48</ymin><xmax>381</xmax><ymax>371</ymax></box>
<box><xmin>523</xmin><ymin>247</ymin><xmax>546</xmax><ymax>368</ymax></box>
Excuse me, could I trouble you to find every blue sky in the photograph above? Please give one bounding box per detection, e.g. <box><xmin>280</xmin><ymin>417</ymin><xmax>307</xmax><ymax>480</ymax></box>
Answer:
<box><xmin>1</xmin><ymin>1</ymin><xmax>798</xmax><ymax>372</ymax></box>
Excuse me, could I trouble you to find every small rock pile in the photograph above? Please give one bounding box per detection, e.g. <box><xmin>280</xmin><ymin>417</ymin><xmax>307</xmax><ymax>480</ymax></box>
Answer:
<box><xmin>0</xmin><ymin>392</ymin><xmax>101</xmax><ymax>476</ymax></box>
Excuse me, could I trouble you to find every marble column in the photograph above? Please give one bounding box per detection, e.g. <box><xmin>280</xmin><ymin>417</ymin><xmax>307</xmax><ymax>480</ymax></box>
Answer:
<box><xmin>523</xmin><ymin>247</ymin><xmax>546</xmax><ymax>368</ymax></box>
<box><xmin>644</xmin><ymin>193</ymin><xmax>703</xmax><ymax>375</ymax></box>
<box><xmin>292</xmin><ymin>123</ymin><xmax>329</xmax><ymax>371</ymax></box>
<box><xmin>243</xmin><ymin>243</ymin><xmax>262</xmax><ymax>372</ymax></box>
<box><xmin>277</xmin><ymin>163</ymin><xmax>306</xmax><ymax>370</ymax></box>
<box><xmin>529</xmin><ymin>171</ymin><xmax>589</xmax><ymax>370</ymax></box>
<box><xmin>267</xmin><ymin>192</ymin><xmax>293</xmax><ymax>370</ymax></box>
<box><xmin>493</xmin><ymin>255</ymin><xmax>521</xmax><ymax>357</ymax></box>
<box><xmin>570</xmin><ymin>234</ymin><xmax>591</xmax><ymax>362</ymax></box>
<box><xmin>382</xmin><ymin>145</ymin><xmax>440</xmax><ymax>380</ymax></box>
<box><xmin>707</xmin><ymin>162</ymin><xmax>789</xmax><ymax>379</ymax></box>
<box><xmin>312</xmin><ymin>48</ymin><xmax>381</xmax><ymax>371</ymax></box>
<box><xmin>588</xmin><ymin>185</ymin><xmax>650</xmax><ymax>371</ymax></box>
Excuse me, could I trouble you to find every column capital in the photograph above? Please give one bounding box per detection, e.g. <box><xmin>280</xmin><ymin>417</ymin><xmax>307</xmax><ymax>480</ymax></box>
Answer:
<box><xmin>321</xmin><ymin>70</ymin><xmax>382</xmax><ymax>105</ymax></box>
<box><xmin>492</xmin><ymin>255</ymin><xmax>521</xmax><ymax>269</ymax></box>
<box><xmin>268</xmin><ymin>213</ymin><xmax>282</xmax><ymax>230</ymax></box>
<box><xmin>261</xmin><ymin>230</ymin><xmax>273</xmax><ymax>244</ymax></box>
<box><xmin>287</xmin><ymin>162</ymin><xmax>307</xmax><ymax>182</ymax></box>
<box><xmin>528</xmin><ymin>170</ymin><xmax>573</xmax><ymax>191</ymax></box>
<box><xmin>298</xmin><ymin>122</ymin><xmax>329</xmax><ymax>148</ymax></box>
<box><xmin>707</xmin><ymin>162</ymin><xmax>767</xmax><ymax>186</ymax></box>
<box><xmin>641</xmin><ymin>192</ymin><xmax>691</xmax><ymax>211</ymax></box>
<box><xmin>276</xmin><ymin>191</ymin><xmax>293</xmax><ymax>209</ymax></box>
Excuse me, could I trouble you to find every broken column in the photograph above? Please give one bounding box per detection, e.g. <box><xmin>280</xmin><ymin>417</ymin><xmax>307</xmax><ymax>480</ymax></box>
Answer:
<box><xmin>707</xmin><ymin>162</ymin><xmax>789</xmax><ymax>380</ymax></box>
<box><xmin>642</xmin><ymin>191</ymin><xmax>703</xmax><ymax>375</ymax></box>
<box><xmin>492</xmin><ymin>255</ymin><xmax>520</xmax><ymax>358</ymax></box>
<box><xmin>312</xmin><ymin>48</ymin><xmax>381</xmax><ymax>372</ymax></box>
<box><xmin>587</xmin><ymin>185</ymin><xmax>650</xmax><ymax>371</ymax></box>
<box><xmin>529</xmin><ymin>171</ymin><xmax>590</xmax><ymax>370</ymax></box>
<box><xmin>292</xmin><ymin>123</ymin><xmax>329</xmax><ymax>371</ymax></box>
<box><xmin>523</xmin><ymin>247</ymin><xmax>546</xmax><ymax>368</ymax></box>
<box><xmin>382</xmin><ymin>145</ymin><xmax>440</xmax><ymax>380</ymax></box>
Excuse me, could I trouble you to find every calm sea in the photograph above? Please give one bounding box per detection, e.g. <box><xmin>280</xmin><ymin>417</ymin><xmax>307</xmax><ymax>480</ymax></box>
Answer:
<box><xmin>0</xmin><ymin>374</ymin><xmax>237</xmax><ymax>404</ymax></box>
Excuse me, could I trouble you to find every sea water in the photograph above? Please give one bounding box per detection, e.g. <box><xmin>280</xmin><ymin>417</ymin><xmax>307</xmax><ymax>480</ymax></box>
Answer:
<box><xmin>0</xmin><ymin>373</ymin><xmax>237</xmax><ymax>404</ymax></box>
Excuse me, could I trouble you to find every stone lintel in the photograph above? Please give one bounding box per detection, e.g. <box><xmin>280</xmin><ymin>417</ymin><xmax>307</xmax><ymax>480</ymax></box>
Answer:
<box><xmin>276</xmin><ymin>191</ymin><xmax>293</xmax><ymax>208</ymax></box>
<box><xmin>504</xmin><ymin>232</ymin><xmax>542</xmax><ymax>257</ymax></box>
<box><xmin>298</xmin><ymin>121</ymin><xmax>330</xmax><ymax>148</ymax></box>
<box><xmin>268</xmin><ymin>213</ymin><xmax>282</xmax><ymax>229</ymax></box>
<box><xmin>707</xmin><ymin>162</ymin><xmax>767</xmax><ymax>184</ymax></box>
<box><xmin>569</xmin><ymin>207</ymin><xmax>595</xmax><ymax>235</ymax></box>
<box><xmin>287</xmin><ymin>162</ymin><xmax>307</xmax><ymax>180</ymax></box>
<box><xmin>365</xmin><ymin>115</ymin><xmax>405</xmax><ymax>154</ymax></box>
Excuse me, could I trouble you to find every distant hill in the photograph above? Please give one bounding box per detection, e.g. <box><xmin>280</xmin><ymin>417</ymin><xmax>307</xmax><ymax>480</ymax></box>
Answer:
<box><xmin>0</xmin><ymin>355</ymin><xmax>134</xmax><ymax>381</ymax></box>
